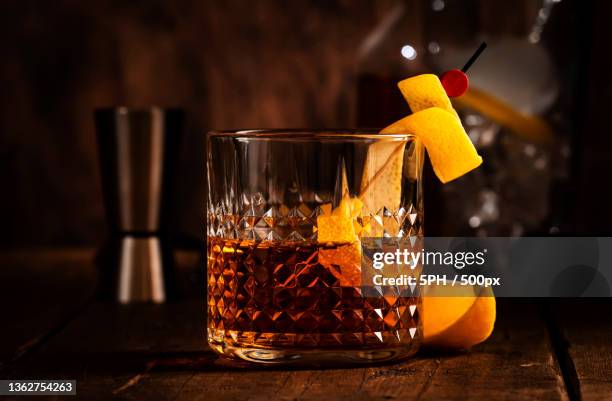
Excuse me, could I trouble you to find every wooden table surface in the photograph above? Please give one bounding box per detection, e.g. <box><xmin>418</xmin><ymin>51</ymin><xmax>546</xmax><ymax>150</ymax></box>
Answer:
<box><xmin>0</xmin><ymin>249</ymin><xmax>610</xmax><ymax>401</ymax></box>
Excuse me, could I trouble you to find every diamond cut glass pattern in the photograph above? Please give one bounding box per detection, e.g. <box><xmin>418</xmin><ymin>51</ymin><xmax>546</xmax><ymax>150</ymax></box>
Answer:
<box><xmin>207</xmin><ymin>130</ymin><xmax>423</xmax><ymax>364</ymax></box>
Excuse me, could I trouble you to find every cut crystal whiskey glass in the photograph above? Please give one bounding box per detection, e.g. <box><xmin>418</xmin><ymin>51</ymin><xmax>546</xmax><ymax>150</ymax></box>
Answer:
<box><xmin>206</xmin><ymin>130</ymin><xmax>423</xmax><ymax>365</ymax></box>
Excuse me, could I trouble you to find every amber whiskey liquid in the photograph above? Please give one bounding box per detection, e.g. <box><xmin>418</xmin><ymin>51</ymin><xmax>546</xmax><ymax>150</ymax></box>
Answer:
<box><xmin>207</xmin><ymin>237</ymin><xmax>420</xmax><ymax>363</ymax></box>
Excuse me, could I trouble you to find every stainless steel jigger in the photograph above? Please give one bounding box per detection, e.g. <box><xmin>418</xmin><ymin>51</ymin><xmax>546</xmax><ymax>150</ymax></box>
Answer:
<box><xmin>95</xmin><ymin>107</ymin><xmax>183</xmax><ymax>303</ymax></box>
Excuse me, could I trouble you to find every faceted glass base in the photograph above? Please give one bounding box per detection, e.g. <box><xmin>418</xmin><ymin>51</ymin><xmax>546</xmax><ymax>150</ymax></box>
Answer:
<box><xmin>208</xmin><ymin>329</ymin><xmax>420</xmax><ymax>366</ymax></box>
<box><xmin>208</xmin><ymin>339</ymin><xmax>419</xmax><ymax>366</ymax></box>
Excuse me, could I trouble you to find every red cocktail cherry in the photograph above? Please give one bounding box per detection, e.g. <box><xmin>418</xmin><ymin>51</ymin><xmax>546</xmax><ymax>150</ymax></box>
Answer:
<box><xmin>441</xmin><ymin>69</ymin><xmax>469</xmax><ymax>98</ymax></box>
<box><xmin>440</xmin><ymin>42</ymin><xmax>487</xmax><ymax>98</ymax></box>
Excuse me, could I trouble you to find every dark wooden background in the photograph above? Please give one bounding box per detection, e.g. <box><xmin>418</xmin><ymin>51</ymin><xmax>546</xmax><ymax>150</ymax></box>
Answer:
<box><xmin>0</xmin><ymin>0</ymin><xmax>395</xmax><ymax>247</ymax></box>
<box><xmin>1</xmin><ymin>0</ymin><xmax>611</xmax><ymax>248</ymax></box>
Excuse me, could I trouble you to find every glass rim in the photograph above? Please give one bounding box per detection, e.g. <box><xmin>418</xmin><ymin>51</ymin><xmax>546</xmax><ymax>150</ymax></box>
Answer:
<box><xmin>207</xmin><ymin>129</ymin><xmax>416</xmax><ymax>140</ymax></box>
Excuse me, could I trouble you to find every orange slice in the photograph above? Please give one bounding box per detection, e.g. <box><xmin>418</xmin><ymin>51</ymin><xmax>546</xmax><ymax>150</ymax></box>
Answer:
<box><xmin>381</xmin><ymin>107</ymin><xmax>482</xmax><ymax>183</ymax></box>
<box><xmin>398</xmin><ymin>74</ymin><xmax>459</xmax><ymax>119</ymax></box>
<box><xmin>422</xmin><ymin>284</ymin><xmax>477</xmax><ymax>339</ymax></box>
<box><xmin>423</xmin><ymin>286</ymin><xmax>496</xmax><ymax>349</ymax></box>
